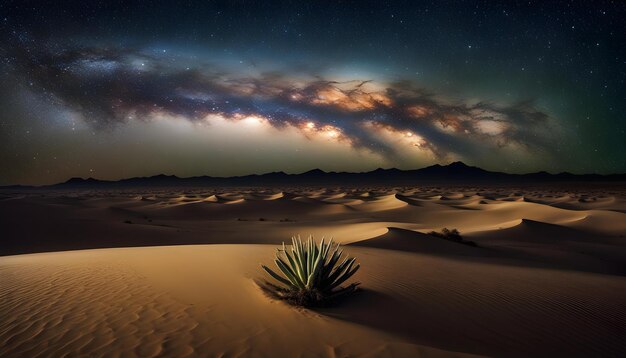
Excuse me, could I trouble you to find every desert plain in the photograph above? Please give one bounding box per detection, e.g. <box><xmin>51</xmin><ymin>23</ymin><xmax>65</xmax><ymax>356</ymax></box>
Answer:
<box><xmin>1</xmin><ymin>184</ymin><xmax>625</xmax><ymax>357</ymax></box>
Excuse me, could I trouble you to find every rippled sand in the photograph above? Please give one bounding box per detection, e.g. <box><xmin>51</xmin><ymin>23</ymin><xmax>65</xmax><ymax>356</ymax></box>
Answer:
<box><xmin>1</xmin><ymin>185</ymin><xmax>625</xmax><ymax>356</ymax></box>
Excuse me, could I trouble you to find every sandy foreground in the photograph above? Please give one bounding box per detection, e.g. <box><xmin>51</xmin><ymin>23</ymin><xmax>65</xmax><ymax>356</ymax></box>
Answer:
<box><xmin>1</xmin><ymin>185</ymin><xmax>625</xmax><ymax>356</ymax></box>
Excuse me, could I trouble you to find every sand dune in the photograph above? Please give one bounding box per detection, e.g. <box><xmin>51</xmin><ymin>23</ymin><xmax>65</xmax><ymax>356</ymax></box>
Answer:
<box><xmin>1</xmin><ymin>185</ymin><xmax>625</xmax><ymax>356</ymax></box>
<box><xmin>352</xmin><ymin>227</ymin><xmax>484</xmax><ymax>257</ymax></box>
<box><xmin>351</xmin><ymin>193</ymin><xmax>409</xmax><ymax>211</ymax></box>
<box><xmin>1</xmin><ymin>245</ymin><xmax>625</xmax><ymax>357</ymax></box>
<box><xmin>1</xmin><ymin>246</ymin><xmax>484</xmax><ymax>357</ymax></box>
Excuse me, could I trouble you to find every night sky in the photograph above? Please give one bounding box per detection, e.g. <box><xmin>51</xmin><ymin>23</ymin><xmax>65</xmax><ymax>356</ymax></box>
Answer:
<box><xmin>1</xmin><ymin>1</ymin><xmax>624</xmax><ymax>185</ymax></box>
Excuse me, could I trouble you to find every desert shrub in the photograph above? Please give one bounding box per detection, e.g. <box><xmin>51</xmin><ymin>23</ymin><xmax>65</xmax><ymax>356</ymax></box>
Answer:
<box><xmin>432</xmin><ymin>228</ymin><xmax>462</xmax><ymax>241</ymax></box>
<box><xmin>260</xmin><ymin>235</ymin><xmax>360</xmax><ymax>307</ymax></box>
<box><xmin>428</xmin><ymin>228</ymin><xmax>477</xmax><ymax>247</ymax></box>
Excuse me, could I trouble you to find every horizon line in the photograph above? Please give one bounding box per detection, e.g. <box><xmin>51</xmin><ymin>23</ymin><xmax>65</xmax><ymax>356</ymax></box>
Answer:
<box><xmin>3</xmin><ymin>161</ymin><xmax>626</xmax><ymax>188</ymax></box>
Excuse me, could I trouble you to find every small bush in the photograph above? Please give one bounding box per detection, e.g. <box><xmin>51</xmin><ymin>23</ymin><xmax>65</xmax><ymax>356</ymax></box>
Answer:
<box><xmin>260</xmin><ymin>235</ymin><xmax>360</xmax><ymax>307</ymax></box>
<box><xmin>428</xmin><ymin>228</ymin><xmax>477</xmax><ymax>247</ymax></box>
<box><xmin>429</xmin><ymin>228</ymin><xmax>462</xmax><ymax>241</ymax></box>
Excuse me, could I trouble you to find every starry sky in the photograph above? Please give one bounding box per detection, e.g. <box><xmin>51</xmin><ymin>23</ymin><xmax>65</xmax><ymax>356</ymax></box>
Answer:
<box><xmin>1</xmin><ymin>1</ymin><xmax>624</xmax><ymax>185</ymax></box>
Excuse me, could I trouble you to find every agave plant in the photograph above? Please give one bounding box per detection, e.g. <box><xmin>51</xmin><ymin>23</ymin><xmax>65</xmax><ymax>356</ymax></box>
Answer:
<box><xmin>261</xmin><ymin>235</ymin><xmax>360</xmax><ymax>306</ymax></box>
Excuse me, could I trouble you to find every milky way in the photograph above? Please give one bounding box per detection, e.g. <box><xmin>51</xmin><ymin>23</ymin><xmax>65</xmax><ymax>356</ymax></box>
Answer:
<box><xmin>0</xmin><ymin>1</ymin><xmax>624</xmax><ymax>185</ymax></box>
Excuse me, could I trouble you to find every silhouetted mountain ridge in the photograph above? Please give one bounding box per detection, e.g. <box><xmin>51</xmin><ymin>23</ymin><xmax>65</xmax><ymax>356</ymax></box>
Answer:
<box><xmin>3</xmin><ymin>162</ymin><xmax>625</xmax><ymax>189</ymax></box>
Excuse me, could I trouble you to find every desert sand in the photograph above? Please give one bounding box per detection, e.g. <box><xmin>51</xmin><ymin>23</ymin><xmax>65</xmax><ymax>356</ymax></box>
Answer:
<box><xmin>1</xmin><ymin>185</ymin><xmax>626</xmax><ymax>356</ymax></box>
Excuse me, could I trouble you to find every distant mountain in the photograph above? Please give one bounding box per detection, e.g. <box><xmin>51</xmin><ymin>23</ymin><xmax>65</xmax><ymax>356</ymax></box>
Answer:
<box><xmin>3</xmin><ymin>162</ymin><xmax>626</xmax><ymax>189</ymax></box>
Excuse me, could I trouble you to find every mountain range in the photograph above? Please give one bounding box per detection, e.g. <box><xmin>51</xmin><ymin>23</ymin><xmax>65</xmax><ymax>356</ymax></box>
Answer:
<box><xmin>3</xmin><ymin>162</ymin><xmax>625</xmax><ymax>189</ymax></box>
